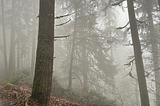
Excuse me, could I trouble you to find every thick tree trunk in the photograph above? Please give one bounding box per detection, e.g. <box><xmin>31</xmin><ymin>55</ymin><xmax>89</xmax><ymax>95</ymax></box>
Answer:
<box><xmin>9</xmin><ymin>0</ymin><xmax>16</xmax><ymax>74</ymax></box>
<box><xmin>68</xmin><ymin>6</ymin><xmax>78</xmax><ymax>89</ymax></box>
<box><xmin>1</xmin><ymin>0</ymin><xmax>8</xmax><ymax>78</ymax></box>
<box><xmin>145</xmin><ymin>0</ymin><xmax>160</xmax><ymax>105</ymax></box>
<box><xmin>31</xmin><ymin>0</ymin><xmax>54</xmax><ymax>105</ymax></box>
<box><xmin>127</xmin><ymin>0</ymin><xmax>150</xmax><ymax>106</ymax></box>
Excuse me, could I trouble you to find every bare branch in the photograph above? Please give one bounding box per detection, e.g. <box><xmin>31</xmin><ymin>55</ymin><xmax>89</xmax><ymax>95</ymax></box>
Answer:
<box><xmin>111</xmin><ymin>0</ymin><xmax>126</xmax><ymax>6</ymax></box>
<box><xmin>54</xmin><ymin>35</ymin><xmax>70</xmax><ymax>38</ymax></box>
<box><xmin>56</xmin><ymin>19</ymin><xmax>71</xmax><ymax>26</ymax></box>
<box><xmin>124</xmin><ymin>58</ymin><xmax>135</xmax><ymax>67</ymax></box>
<box><xmin>116</xmin><ymin>22</ymin><xmax>129</xmax><ymax>29</ymax></box>
<box><xmin>55</xmin><ymin>12</ymin><xmax>75</xmax><ymax>19</ymax></box>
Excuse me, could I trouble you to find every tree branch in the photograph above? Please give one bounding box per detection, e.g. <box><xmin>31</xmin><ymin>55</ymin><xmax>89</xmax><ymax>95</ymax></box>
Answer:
<box><xmin>54</xmin><ymin>35</ymin><xmax>70</xmax><ymax>38</ymax></box>
<box><xmin>56</xmin><ymin>19</ymin><xmax>71</xmax><ymax>26</ymax></box>
<box><xmin>55</xmin><ymin>12</ymin><xmax>75</xmax><ymax>19</ymax></box>
<box><xmin>111</xmin><ymin>0</ymin><xmax>126</xmax><ymax>6</ymax></box>
<box><xmin>117</xmin><ymin>22</ymin><xmax>129</xmax><ymax>29</ymax></box>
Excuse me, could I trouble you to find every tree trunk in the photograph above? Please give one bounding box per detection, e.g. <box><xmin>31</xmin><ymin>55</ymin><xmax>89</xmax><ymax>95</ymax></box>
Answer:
<box><xmin>9</xmin><ymin>0</ymin><xmax>16</xmax><ymax>74</ymax></box>
<box><xmin>1</xmin><ymin>0</ymin><xmax>8</xmax><ymax>79</ymax></box>
<box><xmin>127</xmin><ymin>0</ymin><xmax>150</xmax><ymax>106</ymax></box>
<box><xmin>31</xmin><ymin>0</ymin><xmax>55</xmax><ymax>105</ymax></box>
<box><xmin>82</xmin><ymin>39</ymin><xmax>88</xmax><ymax>92</ymax></box>
<box><xmin>135</xmin><ymin>81</ymin><xmax>140</xmax><ymax>106</ymax></box>
<box><xmin>145</xmin><ymin>0</ymin><xmax>160</xmax><ymax>105</ymax></box>
<box><xmin>68</xmin><ymin>6</ymin><xmax>78</xmax><ymax>89</ymax></box>
<box><xmin>30</xmin><ymin>0</ymin><xmax>37</xmax><ymax>77</ymax></box>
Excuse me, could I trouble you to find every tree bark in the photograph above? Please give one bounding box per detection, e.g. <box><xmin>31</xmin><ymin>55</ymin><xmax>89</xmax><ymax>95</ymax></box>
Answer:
<box><xmin>1</xmin><ymin>0</ymin><xmax>8</xmax><ymax>79</ymax></box>
<box><xmin>31</xmin><ymin>0</ymin><xmax>55</xmax><ymax>105</ymax></box>
<box><xmin>127</xmin><ymin>0</ymin><xmax>150</xmax><ymax>106</ymax></box>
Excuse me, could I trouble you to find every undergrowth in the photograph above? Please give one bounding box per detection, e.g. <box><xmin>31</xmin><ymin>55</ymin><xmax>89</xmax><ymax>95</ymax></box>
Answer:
<box><xmin>51</xmin><ymin>78</ymin><xmax>117</xmax><ymax>106</ymax></box>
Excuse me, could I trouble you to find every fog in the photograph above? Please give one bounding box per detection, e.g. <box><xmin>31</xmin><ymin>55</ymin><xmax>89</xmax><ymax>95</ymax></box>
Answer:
<box><xmin>0</xmin><ymin>0</ymin><xmax>160</xmax><ymax>106</ymax></box>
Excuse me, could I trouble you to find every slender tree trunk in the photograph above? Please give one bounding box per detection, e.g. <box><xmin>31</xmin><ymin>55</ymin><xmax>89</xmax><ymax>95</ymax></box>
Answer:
<box><xmin>1</xmin><ymin>0</ymin><xmax>8</xmax><ymax>78</ymax></box>
<box><xmin>31</xmin><ymin>0</ymin><xmax>55</xmax><ymax>105</ymax></box>
<box><xmin>135</xmin><ymin>81</ymin><xmax>140</xmax><ymax>106</ymax></box>
<box><xmin>82</xmin><ymin>39</ymin><xmax>88</xmax><ymax>92</ymax></box>
<box><xmin>145</xmin><ymin>1</ymin><xmax>160</xmax><ymax>105</ymax></box>
<box><xmin>30</xmin><ymin>0</ymin><xmax>37</xmax><ymax>77</ymax></box>
<box><xmin>68</xmin><ymin>6</ymin><xmax>77</xmax><ymax>89</ymax></box>
<box><xmin>9</xmin><ymin>0</ymin><xmax>16</xmax><ymax>74</ymax></box>
<box><xmin>31</xmin><ymin>0</ymin><xmax>38</xmax><ymax>77</ymax></box>
<box><xmin>127</xmin><ymin>0</ymin><xmax>150</xmax><ymax>106</ymax></box>
<box><xmin>17</xmin><ymin>0</ymin><xmax>21</xmax><ymax>71</ymax></box>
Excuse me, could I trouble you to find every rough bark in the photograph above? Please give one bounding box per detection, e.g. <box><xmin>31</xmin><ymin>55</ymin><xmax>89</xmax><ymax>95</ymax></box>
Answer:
<box><xmin>127</xmin><ymin>0</ymin><xmax>150</xmax><ymax>106</ymax></box>
<box><xmin>9</xmin><ymin>0</ymin><xmax>16</xmax><ymax>75</ymax></box>
<box><xmin>1</xmin><ymin>0</ymin><xmax>8</xmax><ymax>78</ymax></box>
<box><xmin>31</xmin><ymin>0</ymin><xmax>54</xmax><ymax>105</ymax></box>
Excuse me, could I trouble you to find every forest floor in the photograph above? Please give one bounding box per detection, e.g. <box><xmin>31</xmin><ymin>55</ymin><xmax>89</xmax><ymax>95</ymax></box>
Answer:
<box><xmin>0</xmin><ymin>81</ymin><xmax>83</xmax><ymax>106</ymax></box>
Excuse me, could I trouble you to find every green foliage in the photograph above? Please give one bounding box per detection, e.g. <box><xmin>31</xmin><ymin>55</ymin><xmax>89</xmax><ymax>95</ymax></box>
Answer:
<box><xmin>8</xmin><ymin>69</ymin><xmax>32</xmax><ymax>86</ymax></box>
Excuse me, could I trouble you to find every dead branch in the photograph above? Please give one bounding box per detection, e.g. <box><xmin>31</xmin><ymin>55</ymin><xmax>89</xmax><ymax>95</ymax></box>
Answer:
<box><xmin>116</xmin><ymin>22</ymin><xmax>129</xmax><ymax>29</ymax></box>
<box><xmin>54</xmin><ymin>35</ymin><xmax>70</xmax><ymax>38</ymax></box>
<box><xmin>111</xmin><ymin>0</ymin><xmax>126</xmax><ymax>6</ymax></box>
<box><xmin>55</xmin><ymin>12</ymin><xmax>75</xmax><ymax>19</ymax></box>
<box><xmin>56</xmin><ymin>19</ymin><xmax>71</xmax><ymax>26</ymax></box>
<box><xmin>124</xmin><ymin>58</ymin><xmax>135</xmax><ymax>67</ymax></box>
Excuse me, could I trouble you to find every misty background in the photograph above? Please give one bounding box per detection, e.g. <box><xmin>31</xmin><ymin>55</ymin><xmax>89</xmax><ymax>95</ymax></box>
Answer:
<box><xmin>0</xmin><ymin>0</ymin><xmax>159</xmax><ymax>106</ymax></box>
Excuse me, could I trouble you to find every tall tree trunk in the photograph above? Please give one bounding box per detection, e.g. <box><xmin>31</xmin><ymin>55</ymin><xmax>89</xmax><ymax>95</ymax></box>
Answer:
<box><xmin>9</xmin><ymin>0</ymin><xmax>16</xmax><ymax>74</ymax></box>
<box><xmin>127</xmin><ymin>0</ymin><xmax>150</xmax><ymax>106</ymax></box>
<box><xmin>82</xmin><ymin>39</ymin><xmax>88</xmax><ymax>92</ymax></box>
<box><xmin>68</xmin><ymin>6</ymin><xmax>78</xmax><ymax>89</ymax></box>
<box><xmin>146</xmin><ymin>1</ymin><xmax>160</xmax><ymax>105</ymax></box>
<box><xmin>31</xmin><ymin>0</ymin><xmax>55</xmax><ymax>105</ymax></box>
<box><xmin>31</xmin><ymin>0</ymin><xmax>37</xmax><ymax>77</ymax></box>
<box><xmin>1</xmin><ymin>0</ymin><xmax>8</xmax><ymax>78</ymax></box>
<box><xmin>16</xmin><ymin>0</ymin><xmax>21</xmax><ymax>71</ymax></box>
<box><xmin>135</xmin><ymin>81</ymin><xmax>140</xmax><ymax>106</ymax></box>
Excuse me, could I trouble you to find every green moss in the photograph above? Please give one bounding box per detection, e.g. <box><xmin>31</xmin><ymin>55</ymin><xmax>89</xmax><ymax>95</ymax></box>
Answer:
<box><xmin>3</xmin><ymin>83</ymin><xmax>12</xmax><ymax>89</ymax></box>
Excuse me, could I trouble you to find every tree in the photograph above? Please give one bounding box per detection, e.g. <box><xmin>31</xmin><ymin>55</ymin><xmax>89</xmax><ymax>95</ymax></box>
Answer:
<box><xmin>1</xmin><ymin>0</ymin><xmax>8</xmax><ymax>78</ymax></box>
<box><xmin>31</xmin><ymin>0</ymin><xmax>55</xmax><ymax>105</ymax></box>
<box><xmin>145</xmin><ymin>0</ymin><xmax>160</xmax><ymax>105</ymax></box>
<box><xmin>127</xmin><ymin>0</ymin><xmax>150</xmax><ymax>106</ymax></box>
<box><xmin>31</xmin><ymin>0</ymin><xmax>38</xmax><ymax>77</ymax></box>
<box><xmin>8</xmin><ymin>0</ymin><xmax>16</xmax><ymax>75</ymax></box>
